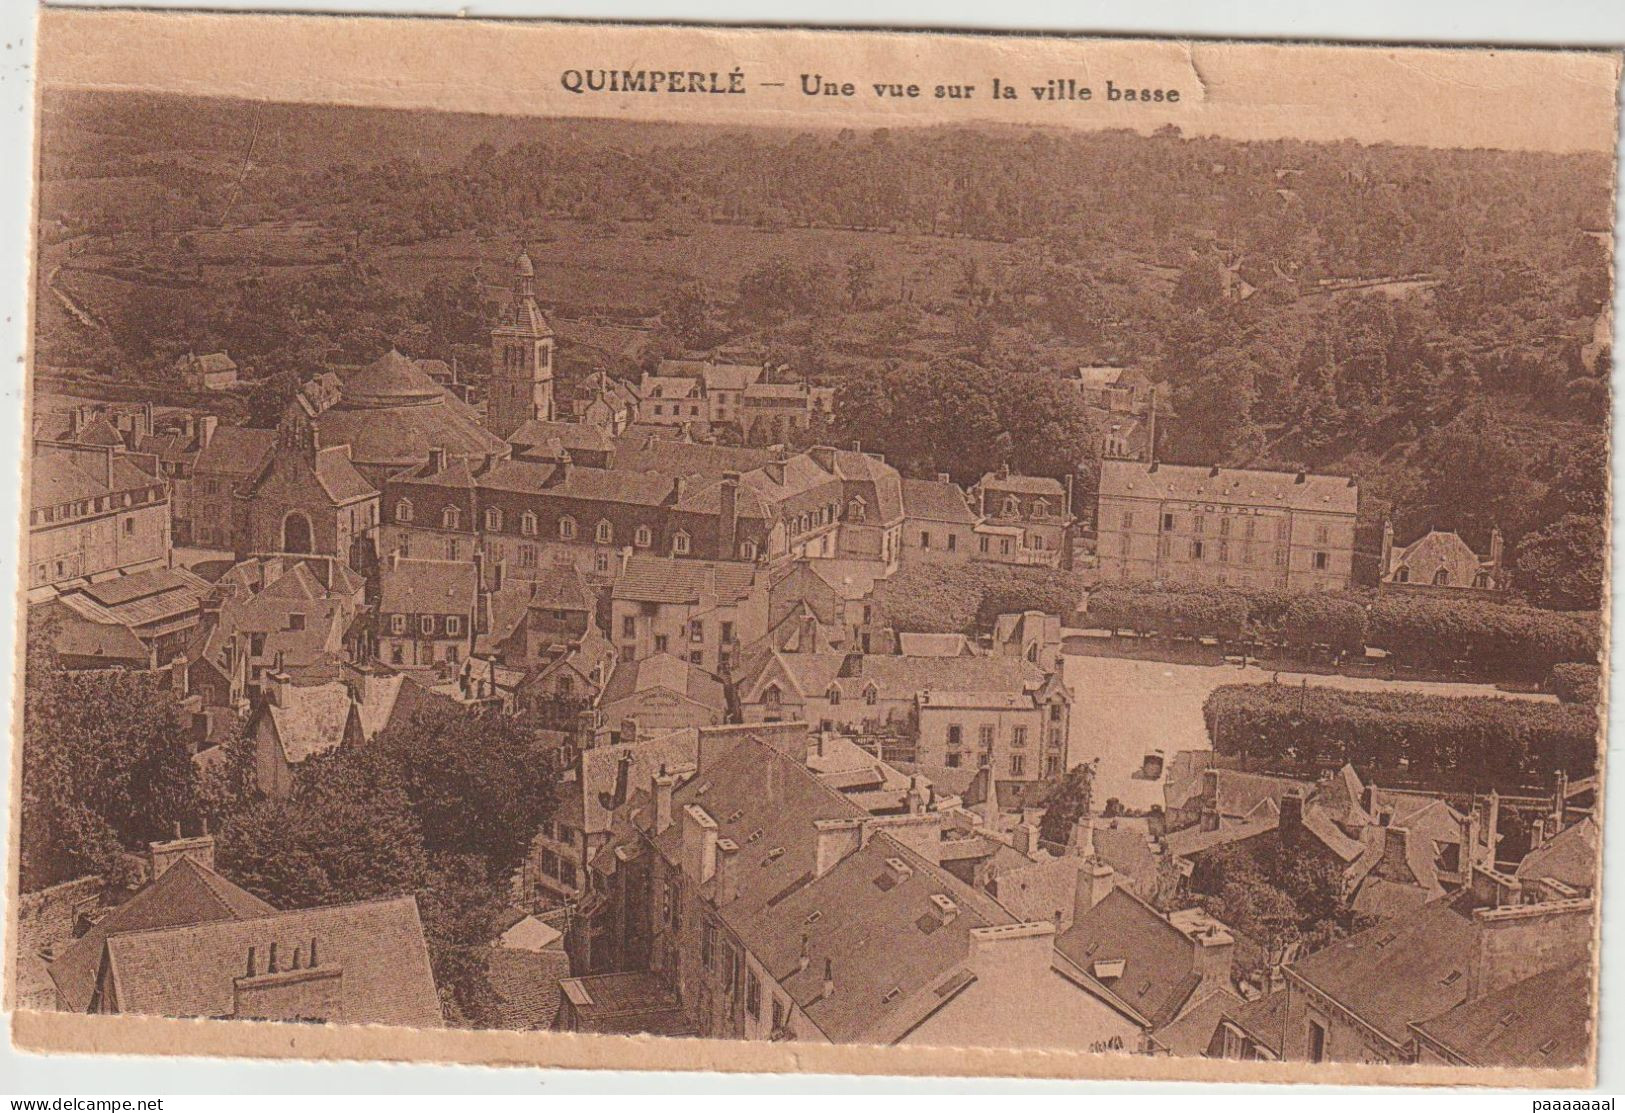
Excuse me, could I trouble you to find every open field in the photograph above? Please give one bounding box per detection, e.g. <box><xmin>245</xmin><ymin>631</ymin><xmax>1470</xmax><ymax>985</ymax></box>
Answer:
<box><xmin>1063</xmin><ymin>652</ymin><xmax>1556</xmax><ymax>813</ymax></box>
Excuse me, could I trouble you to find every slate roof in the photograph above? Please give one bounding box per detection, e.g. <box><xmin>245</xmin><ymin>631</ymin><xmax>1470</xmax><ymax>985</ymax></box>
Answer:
<box><xmin>650</xmin><ymin>737</ymin><xmax>1015</xmax><ymax>1044</ymax></box>
<box><xmin>380</xmin><ymin>557</ymin><xmax>479</xmax><ymax>616</ymax></box>
<box><xmin>1516</xmin><ymin>817</ymin><xmax>1599</xmax><ymax>892</ymax></box>
<box><xmin>506</xmin><ymin>419</ymin><xmax>614</xmax><ymax>456</ymax></box>
<box><xmin>559</xmin><ymin>970</ymin><xmax>692</xmax><ymax>1035</ymax></box>
<box><xmin>312</xmin><ymin>352</ymin><xmax>506</xmax><ymax>474</ymax></box>
<box><xmin>1411</xmin><ymin>959</ymin><xmax>1590</xmax><ymax>1069</ymax></box>
<box><xmin>193</xmin><ymin>427</ymin><xmax>276</xmax><ymax>478</ymax></box>
<box><xmin>266</xmin><ymin>682</ymin><xmax>357</xmax><ymax>764</ymax></box>
<box><xmin>611</xmin><ymin>555</ymin><xmax>760</xmax><ymax>606</ymax></box>
<box><xmin>312</xmin><ymin>446</ymin><xmax>377</xmax><ymax>505</ymax></box>
<box><xmin>31</xmin><ymin>446</ymin><xmax>158</xmax><ymax>510</ymax></box>
<box><xmin>1100</xmin><ymin>459</ymin><xmax>1359</xmax><ymax>515</ymax></box>
<box><xmin>598</xmin><ymin>653</ymin><xmax>726</xmax><ymax>713</ymax></box>
<box><xmin>577</xmin><ymin>729</ymin><xmax>702</xmax><ymax>836</ymax></box>
<box><xmin>896</xmin><ymin>632</ymin><xmax>974</xmax><ymax>657</ymax></box>
<box><xmin>486</xmin><ymin>945</ymin><xmax>572</xmax><ymax>1030</ymax></box>
<box><xmin>1287</xmin><ymin>892</ymin><xmax>1483</xmax><ymax>1048</ymax></box>
<box><xmin>608</xmin><ymin>433</ymin><xmax>774</xmax><ymax>480</ymax></box>
<box><xmin>656</xmin><ymin>359</ymin><xmax>765</xmax><ymax>392</ymax></box>
<box><xmin>39</xmin><ymin>606</ymin><xmax>151</xmax><ymax>665</ymax></box>
<box><xmin>1054</xmin><ymin>887</ymin><xmax>1203</xmax><ymax>1028</ymax></box>
<box><xmin>100</xmin><ymin>895</ymin><xmax>442</xmax><ymax>1027</ymax></box>
<box><xmin>900</xmin><ymin>478</ymin><xmax>978</xmax><ymax>524</ymax></box>
<box><xmin>744</xmin><ymin>651</ymin><xmax>1047</xmax><ymax>705</ymax></box>
<box><xmin>988</xmin><ymin>853</ymin><xmax>1080</xmax><ymax>927</ymax></box>
<box><xmin>1225</xmin><ymin>987</ymin><xmax>1290</xmax><ymax>1058</ymax></box>
<box><xmin>54</xmin><ymin>567</ymin><xmax>209</xmax><ymax>636</ymax></box>
<box><xmin>978</xmin><ymin>472</ymin><xmax>1066</xmax><ymax>497</ymax></box>
<box><xmin>49</xmin><ymin>857</ymin><xmax>275</xmax><ymax>1013</ymax></box>
<box><xmin>1154</xmin><ymin>985</ymin><xmax>1244</xmax><ymax>1056</ymax></box>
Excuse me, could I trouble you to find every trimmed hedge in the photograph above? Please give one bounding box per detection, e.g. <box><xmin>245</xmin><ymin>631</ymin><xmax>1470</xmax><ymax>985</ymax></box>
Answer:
<box><xmin>1082</xmin><ymin>581</ymin><xmax>1598</xmax><ymax>679</ymax></box>
<box><xmin>882</xmin><ymin>563</ymin><xmax>1086</xmax><ymax>634</ymax></box>
<box><xmin>1548</xmin><ymin>663</ymin><xmax>1603</xmax><ymax>705</ymax></box>
<box><xmin>1203</xmin><ymin>683</ymin><xmax>1599</xmax><ymax>781</ymax></box>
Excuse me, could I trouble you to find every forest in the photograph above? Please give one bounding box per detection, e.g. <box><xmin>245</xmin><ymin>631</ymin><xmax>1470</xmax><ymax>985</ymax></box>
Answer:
<box><xmin>33</xmin><ymin>90</ymin><xmax>1615</xmax><ymax>609</ymax></box>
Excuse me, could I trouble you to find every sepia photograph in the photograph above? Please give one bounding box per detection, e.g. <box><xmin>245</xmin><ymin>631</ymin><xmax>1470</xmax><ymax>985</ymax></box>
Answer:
<box><xmin>7</xmin><ymin>7</ymin><xmax>1620</xmax><ymax>1087</ymax></box>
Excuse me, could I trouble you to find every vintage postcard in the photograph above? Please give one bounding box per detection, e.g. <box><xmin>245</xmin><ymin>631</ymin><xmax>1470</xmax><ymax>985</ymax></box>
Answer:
<box><xmin>8</xmin><ymin>7</ymin><xmax>1620</xmax><ymax>1086</ymax></box>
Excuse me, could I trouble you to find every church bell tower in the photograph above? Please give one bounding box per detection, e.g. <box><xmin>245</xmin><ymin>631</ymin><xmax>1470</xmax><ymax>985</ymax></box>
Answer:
<box><xmin>487</xmin><ymin>250</ymin><xmax>555</xmax><ymax>439</ymax></box>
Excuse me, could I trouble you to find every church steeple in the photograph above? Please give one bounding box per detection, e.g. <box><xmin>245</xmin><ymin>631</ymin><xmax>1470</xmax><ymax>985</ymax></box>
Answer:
<box><xmin>487</xmin><ymin>249</ymin><xmax>555</xmax><ymax>439</ymax></box>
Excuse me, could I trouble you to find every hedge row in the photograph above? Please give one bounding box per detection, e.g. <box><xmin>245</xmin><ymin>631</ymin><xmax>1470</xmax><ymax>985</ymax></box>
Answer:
<box><xmin>1203</xmin><ymin>683</ymin><xmax>1600</xmax><ymax>781</ymax></box>
<box><xmin>882</xmin><ymin>562</ymin><xmax>1087</xmax><ymax>635</ymax></box>
<box><xmin>1084</xmin><ymin>582</ymin><xmax>1598</xmax><ymax>679</ymax></box>
<box><xmin>1548</xmin><ymin>663</ymin><xmax>1603</xmax><ymax>705</ymax></box>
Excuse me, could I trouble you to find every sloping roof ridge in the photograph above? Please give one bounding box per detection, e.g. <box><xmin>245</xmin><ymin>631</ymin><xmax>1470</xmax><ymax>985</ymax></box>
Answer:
<box><xmin>102</xmin><ymin>892</ymin><xmax>420</xmax><ymax>946</ymax></box>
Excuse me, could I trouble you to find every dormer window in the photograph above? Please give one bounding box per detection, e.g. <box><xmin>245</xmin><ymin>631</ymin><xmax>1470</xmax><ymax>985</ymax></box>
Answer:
<box><xmin>764</xmin><ymin>684</ymin><xmax>782</xmax><ymax>708</ymax></box>
<box><xmin>864</xmin><ymin>684</ymin><xmax>879</xmax><ymax>706</ymax></box>
<box><xmin>559</xmin><ymin>515</ymin><xmax>577</xmax><ymax>540</ymax></box>
<box><xmin>1395</xmin><ymin>565</ymin><xmax>1410</xmax><ymax>583</ymax></box>
<box><xmin>521</xmin><ymin>511</ymin><xmax>538</xmax><ymax>537</ymax></box>
<box><xmin>847</xmin><ymin>497</ymin><xmax>867</xmax><ymax>523</ymax></box>
<box><xmin>1033</xmin><ymin>497</ymin><xmax>1050</xmax><ymax>519</ymax></box>
<box><xmin>596</xmin><ymin>519</ymin><xmax>614</xmax><ymax>544</ymax></box>
<box><xmin>739</xmin><ymin>540</ymin><xmax>757</xmax><ymax>561</ymax></box>
<box><xmin>826</xmin><ymin>685</ymin><xmax>841</xmax><ymax>705</ymax></box>
<box><xmin>485</xmin><ymin>508</ymin><xmax>503</xmax><ymax>531</ymax></box>
<box><xmin>672</xmin><ymin>530</ymin><xmax>691</xmax><ymax>555</ymax></box>
<box><xmin>395</xmin><ymin>499</ymin><xmax>414</xmax><ymax>523</ymax></box>
<box><xmin>636</xmin><ymin>525</ymin><xmax>653</xmax><ymax>548</ymax></box>
<box><xmin>1002</xmin><ymin>495</ymin><xmax>1020</xmax><ymax>517</ymax></box>
<box><xmin>442</xmin><ymin>506</ymin><xmax>461</xmax><ymax>530</ymax></box>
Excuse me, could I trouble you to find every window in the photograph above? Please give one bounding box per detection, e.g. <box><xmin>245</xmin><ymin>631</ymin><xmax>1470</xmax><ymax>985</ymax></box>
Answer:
<box><xmin>636</xmin><ymin>525</ymin><xmax>652</xmax><ymax>548</ymax></box>
<box><xmin>1010</xmin><ymin>754</ymin><xmax>1026</xmax><ymax>777</ymax></box>
<box><xmin>1433</xmin><ymin>567</ymin><xmax>1450</xmax><ymax>585</ymax></box>
<box><xmin>848</xmin><ymin>497</ymin><xmax>867</xmax><ymax>522</ymax></box>
<box><xmin>620</xmin><ymin>615</ymin><xmax>636</xmax><ymax>638</ymax></box>
<box><xmin>1274</xmin><ymin>549</ymin><xmax>1286</xmax><ymax>567</ymax></box>
<box><xmin>826</xmin><ymin>686</ymin><xmax>841</xmax><ymax>705</ymax></box>
<box><xmin>1033</xmin><ymin>498</ymin><xmax>1050</xmax><ymax>519</ymax></box>
<box><xmin>1191</xmin><ymin>540</ymin><xmax>1205</xmax><ymax>560</ymax></box>
<box><xmin>690</xmin><ymin>620</ymin><xmax>704</xmax><ymax>643</ymax></box>
<box><xmin>1162</xmin><ymin>512</ymin><xmax>1175</xmax><ymax>531</ymax></box>
<box><xmin>420</xmin><ymin>616</ymin><xmax>434</xmax><ymax>635</ymax></box>
<box><xmin>763</xmin><ymin>684</ymin><xmax>782</xmax><ymax>709</ymax></box>
<box><xmin>595</xmin><ymin>552</ymin><xmax>610</xmax><ymax>573</ymax></box>
<box><xmin>1046</xmin><ymin>754</ymin><xmax>1062</xmax><ymax>776</ymax></box>
<box><xmin>1315</xmin><ymin>524</ymin><xmax>1329</xmax><ymax>544</ymax></box>
<box><xmin>123</xmin><ymin>518</ymin><xmax>135</xmax><ymax>536</ymax></box>
<box><xmin>979</xmin><ymin>536</ymin><xmax>991</xmax><ymax>554</ymax></box>
<box><xmin>1194</xmin><ymin>514</ymin><xmax>1206</xmax><ymax>534</ymax></box>
<box><xmin>250</xmin><ymin>632</ymin><xmax>267</xmax><ymax>656</ymax></box>
<box><xmin>946</xmin><ymin>753</ymin><xmax>962</xmax><ymax>768</ymax></box>
<box><xmin>654</xmin><ymin>634</ymin><xmax>669</xmax><ymax>653</ymax></box>
<box><xmin>1245</xmin><ymin>519</ymin><xmax>1256</xmax><ymax>539</ymax></box>
<box><xmin>690</xmin><ymin>650</ymin><xmax>704</xmax><ymax>665</ymax></box>
<box><xmin>740</xmin><ymin>540</ymin><xmax>757</xmax><ymax>561</ymax></box>
<box><xmin>596</xmin><ymin>519</ymin><xmax>613</xmax><ymax>544</ymax></box>
<box><xmin>485</xmin><ymin>508</ymin><xmax>503</xmax><ymax>531</ymax></box>
<box><xmin>287</xmin><ymin>613</ymin><xmax>306</xmax><ymax>632</ymax></box>
<box><xmin>559</xmin><ymin>516</ymin><xmax>577</xmax><ymax>540</ymax></box>
<box><xmin>447</xmin><ymin>538</ymin><xmax>460</xmax><ymax>561</ymax></box>
<box><xmin>447</xmin><ymin>615</ymin><xmax>462</xmax><ymax>636</ymax></box>
<box><xmin>519</xmin><ymin>544</ymin><xmax>537</xmax><ymax>568</ymax></box>
<box><xmin>1395</xmin><ymin>565</ymin><xmax>1411</xmax><ymax>583</ymax></box>
<box><xmin>1050</xmin><ymin>703</ymin><xmax>1063</xmax><ymax>722</ymax></box>
<box><xmin>1012</xmin><ymin>726</ymin><xmax>1028</xmax><ymax>747</ymax></box>
<box><xmin>721</xmin><ymin>621</ymin><xmax>735</xmax><ymax>643</ymax></box>
<box><xmin>442</xmin><ymin>506</ymin><xmax>461</xmax><ymax>530</ymax></box>
<box><xmin>1002</xmin><ymin>495</ymin><xmax>1019</xmax><ymax>517</ymax></box>
<box><xmin>771</xmin><ymin>996</ymin><xmax>785</xmax><ymax>1034</ymax></box>
<box><xmin>1121</xmin><ymin>512</ymin><xmax>1134</xmax><ymax>529</ymax></box>
<box><xmin>978</xmin><ymin>724</ymin><xmax>995</xmax><ymax>747</ymax></box>
<box><xmin>672</xmin><ymin>531</ymin><xmax>690</xmax><ymax>555</ymax></box>
<box><xmin>391</xmin><ymin>615</ymin><xmax>406</xmax><ymax>635</ymax></box>
<box><xmin>391</xmin><ymin>644</ymin><xmax>404</xmax><ymax>664</ymax></box>
<box><xmin>1276</xmin><ymin>519</ymin><xmax>1290</xmax><ymax>540</ymax></box>
<box><xmin>864</xmin><ymin>685</ymin><xmax>878</xmax><ymax>706</ymax></box>
<box><xmin>396</xmin><ymin>499</ymin><xmax>414</xmax><ymax>523</ymax></box>
<box><xmin>947</xmin><ymin>533</ymin><xmax>957</xmax><ymax>552</ymax></box>
<box><xmin>520</xmin><ymin>511</ymin><xmax>538</xmax><ymax>536</ymax></box>
<box><xmin>746</xmin><ymin>970</ymin><xmax>761</xmax><ymax>1020</ymax></box>
<box><xmin>1219</xmin><ymin>541</ymin><xmax>1229</xmax><ymax>563</ymax></box>
<box><xmin>1314</xmin><ymin>551</ymin><xmax>1329</xmax><ymax>571</ymax></box>
<box><xmin>920</xmin><ymin>531</ymin><xmax>931</xmax><ymax>549</ymax></box>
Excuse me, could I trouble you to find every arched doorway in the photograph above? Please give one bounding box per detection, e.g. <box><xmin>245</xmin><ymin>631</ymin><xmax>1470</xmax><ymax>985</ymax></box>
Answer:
<box><xmin>282</xmin><ymin>511</ymin><xmax>314</xmax><ymax>554</ymax></box>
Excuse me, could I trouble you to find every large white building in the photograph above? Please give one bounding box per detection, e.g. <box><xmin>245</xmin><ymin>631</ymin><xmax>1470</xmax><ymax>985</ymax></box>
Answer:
<box><xmin>1094</xmin><ymin>460</ymin><xmax>1359</xmax><ymax>592</ymax></box>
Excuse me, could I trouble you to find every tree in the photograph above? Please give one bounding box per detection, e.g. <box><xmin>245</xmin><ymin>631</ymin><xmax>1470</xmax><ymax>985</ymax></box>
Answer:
<box><xmin>845</xmin><ymin>251</ymin><xmax>877</xmax><ymax>309</ymax></box>
<box><xmin>1039</xmin><ymin>762</ymin><xmax>1096</xmax><ymax>849</ymax></box>
<box><xmin>243</xmin><ymin>371</ymin><xmax>302</xmax><ymax>428</ymax></box>
<box><xmin>1514</xmin><ymin>513</ymin><xmax>1605</xmax><ymax>611</ymax></box>
<box><xmin>21</xmin><ymin>615</ymin><xmax>200</xmax><ymax>890</ymax></box>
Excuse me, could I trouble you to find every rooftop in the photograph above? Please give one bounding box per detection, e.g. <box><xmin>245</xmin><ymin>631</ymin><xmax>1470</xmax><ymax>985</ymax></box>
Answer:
<box><xmin>1099</xmin><ymin>459</ymin><xmax>1359</xmax><ymax>515</ymax></box>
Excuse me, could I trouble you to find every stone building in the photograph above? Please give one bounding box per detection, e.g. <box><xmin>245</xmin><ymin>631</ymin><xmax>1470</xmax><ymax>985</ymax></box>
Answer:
<box><xmin>1095</xmin><ymin>459</ymin><xmax>1358</xmax><ymax>592</ymax></box>
<box><xmin>970</xmin><ymin>467</ymin><xmax>1075</xmax><ymax>568</ymax></box>
<box><xmin>1381</xmin><ymin>524</ymin><xmax>1505</xmax><ymax>595</ymax></box>
<box><xmin>486</xmin><ymin>251</ymin><xmax>556</xmax><ymax>438</ymax></box>
<box><xmin>235</xmin><ymin>416</ymin><xmax>379</xmax><ymax>569</ymax></box>
<box><xmin>28</xmin><ymin>441</ymin><xmax>171</xmax><ymax>599</ymax></box>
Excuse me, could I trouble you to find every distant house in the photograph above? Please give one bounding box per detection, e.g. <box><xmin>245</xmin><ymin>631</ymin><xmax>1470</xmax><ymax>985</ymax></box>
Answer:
<box><xmin>970</xmin><ymin>466</ymin><xmax>1075</xmax><ymax>568</ymax></box>
<box><xmin>189</xmin><ymin>425</ymin><xmax>276</xmax><ymax>552</ymax></box>
<box><xmin>610</xmin><ymin>555</ymin><xmax>768</xmax><ymax>676</ymax></box>
<box><xmin>175</xmin><ymin>352</ymin><xmax>239</xmax><ymax>391</ymax></box>
<box><xmin>1381</xmin><ymin>524</ymin><xmax>1505</xmax><ymax>595</ymax></box>
<box><xmin>377</xmin><ymin>554</ymin><xmax>479</xmax><ymax>671</ymax></box>
<box><xmin>899</xmin><ymin>475</ymin><xmax>979</xmax><ymax>565</ymax></box>
<box><xmin>41</xmin><ymin>565</ymin><xmax>211</xmax><ymax>668</ymax></box>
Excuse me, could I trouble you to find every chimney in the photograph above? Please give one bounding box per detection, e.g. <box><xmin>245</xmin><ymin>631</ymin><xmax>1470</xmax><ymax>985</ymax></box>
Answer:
<box><xmin>682</xmin><ymin>803</ymin><xmax>719</xmax><ymax>883</ymax></box>
<box><xmin>1012</xmin><ymin>822</ymin><xmax>1040</xmax><ymax>857</ymax></box>
<box><xmin>1068</xmin><ymin>815</ymin><xmax>1095</xmax><ymax>857</ymax></box>
<box><xmin>907</xmin><ymin>775</ymin><xmax>930</xmax><ymax>816</ymax></box>
<box><xmin>652</xmin><ymin>767</ymin><xmax>678</xmax><ymax>835</ymax></box>
<box><xmin>1294</xmin><ymin>471</ymin><xmax>1307</xmax><ymax>484</ymax></box>
<box><xmin>1073</xmin><ymin>858</ymin><xmax>1115</xmax><ymax>920</ymax></box>
<box><xmin>1209</xmin><ymin>464</ymin><xmax>1220</xmax><ymax>477</ymax></box>
<box><xmin>813</xmin><ymin>817</ymin><xmax>864</xmax><ymax>878</ymax></box>
<box><xmin>936</xmin><ymin>472</ymin><xmax>951</xmax><ymax>484</ymax></box>
<box><xmin>268</xmin><ymin>941</ymin><xmax>279</xmax><ymax>974</ymax></box>
<box><xmin>797</xmin><ymin>932</ymin><xmax>811</xmax><ymax>976</ymax></box>
<box><xmin>1379</xmin><ymin>826</ymin><xmax>1414</xmax><ymax>881</ymax></box>
<box><xmin>1279</xmin><ymin>788</ymin><xmax>1305</xmax><ymax>833</ymax></box>
<box><xmin>426</xmin><ymin>447</ymin><xmax>446</xmax><ymax>474</ymax></box>
<box><xmin>821</xmin><ymin>958</ymin><xmax>835</xmax><ymax>1001</ymax></box>
<box><xmin>1192</xmin><ymin>923</ymin><xmax>1236</xmax><ymax>988</ymax></box>
<box><xmin>998</xmin><ymin>462</ymin><xmax>1011</xmax><ymax>480</ymax></box>
<box><xmin>809</xmin><ymin>446</ymin><xmax>836</xmax><ymax>472</ymax></box>
<box><xmin>1489</xmin><ymin>527</ymin><xmax>1504</xmax><ymax>570</ymax></box>
<box><xmin>671</xmin><ymin>475</ymin><xmax>687</xmax><ymax>502</ymax></box>
<box><xmin>719</xmin><ymin>472</ymin><xmax>740</xmax><ymax>558</ymax></box>
<box><xmin>1381</xmin><ymin>519</ymin><xmax>1395</xmax><ymax>577</ymax></box>
<box><xmin>150</xmin><ymin>831</ymin><xmax>218</xmax><ymax>879</ymax></box>
<box><xmin>714</xmin><ymin>838</ymin><xmax>740</xmax><ymax>904</ymax></box>
<box><xmin>246</xmin><ymin>946</ymin><xmax>257</xmax><ymax>977</ymax></box>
